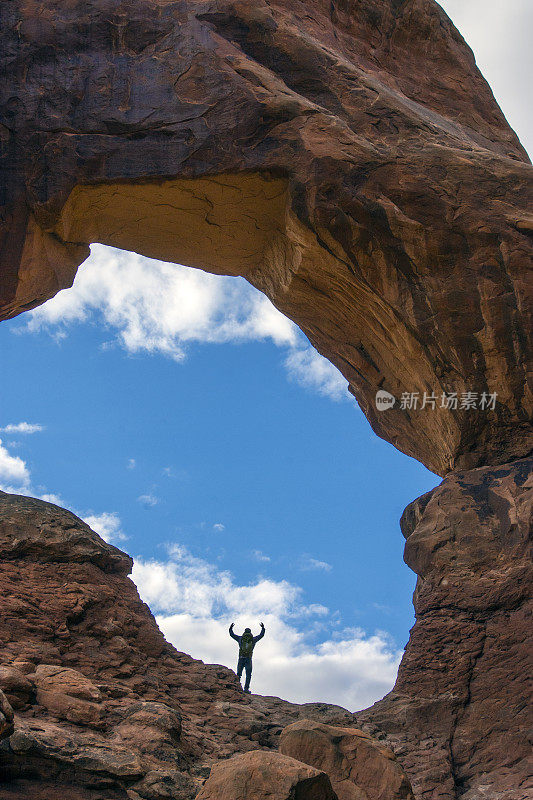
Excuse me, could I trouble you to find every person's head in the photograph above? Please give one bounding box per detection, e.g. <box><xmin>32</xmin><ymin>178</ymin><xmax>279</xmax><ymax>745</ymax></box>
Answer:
<box><xmin>244</xmin><ymin>627</ymin><xmax>252</xmax><ymax>634</ymax></box>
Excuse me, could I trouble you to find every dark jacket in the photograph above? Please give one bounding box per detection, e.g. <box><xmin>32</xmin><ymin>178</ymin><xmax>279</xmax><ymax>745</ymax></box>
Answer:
<box><xmin>229</xmin><ymin>626</ymin><xmax>265</xmax><ymax>658</ymax></box>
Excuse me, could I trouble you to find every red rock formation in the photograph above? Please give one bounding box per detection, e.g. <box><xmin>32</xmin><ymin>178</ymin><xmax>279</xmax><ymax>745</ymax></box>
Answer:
<box><xmin>279</xmin><ymin>719</ymin><xmax>414</xmax><ymax>800</ymax></box>
<box><xmin>1</xmin><ymin>0</ymin><xmax>532</xmax><ymax>473</ymax></box>
<box><xmin>196</xmin><ymin>750</ymin><xmax>338</xmax><ymax>799</ymax></box>
<box><xmin>356</xmin><ymin>456</ymin><xmax>533</xmax><ymax>800</ymax></box>
<box><xmin>0</xmin><ymin>491</ymin><xmax>362</xmax><ymax>798</ymax></box>
<box><xmin>0</xmin><ymin>690</ymin><xmax>14</xmax><ymax>741</ymax></box>
<box><xmin>0</xmin><ymin>1</ymin><xmax>532</xmax><ymax>798</ymax></box>
<box><xmin>0</xmin><ymin>457</ymin><xmax>531</xmax><ymax>799</ymax></box>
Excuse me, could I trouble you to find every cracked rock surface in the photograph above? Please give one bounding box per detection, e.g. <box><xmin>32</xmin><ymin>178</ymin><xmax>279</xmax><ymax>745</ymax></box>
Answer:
<box><xmin>1</xmin><ymin>0</ymin><xmax>532</xmax><ymax>473</ymax></box>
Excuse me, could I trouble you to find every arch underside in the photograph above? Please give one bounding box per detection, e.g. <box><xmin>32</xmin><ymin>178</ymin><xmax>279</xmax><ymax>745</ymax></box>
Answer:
<box><xmin>8</xmin><ymin>162</ymin><xmax>533</xmax><ymax>476</ymax></box>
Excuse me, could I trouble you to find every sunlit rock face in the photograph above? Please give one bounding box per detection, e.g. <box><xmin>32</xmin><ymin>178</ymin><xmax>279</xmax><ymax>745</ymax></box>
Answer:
<box><xmin>1</xmin><ymin>0</ymin><xmax>532</xmax><ymax>474</ymax></box>
<box><xmin>356</xmin><ymin>456</ymin><xmax>533</xmax><ymax>800</ymax></box>
<box><xmin>279</xmin><ymin>718</ymin><xmax>415</xmax><ymax>800</ymax></box>
<box><xmin>195</xmin><ymin>750</ymin><xmax>339</xmax><ymax>800</ymax></box>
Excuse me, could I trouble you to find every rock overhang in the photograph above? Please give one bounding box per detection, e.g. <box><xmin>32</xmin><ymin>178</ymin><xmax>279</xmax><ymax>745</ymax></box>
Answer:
<box><xmin>2</xmin><ymin>0</ymin><xmax>532</xmax><ymax>474</ymax></box>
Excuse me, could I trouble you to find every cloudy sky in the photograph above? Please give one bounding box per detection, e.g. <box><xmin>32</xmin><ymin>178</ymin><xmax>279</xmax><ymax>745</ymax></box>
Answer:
<box><xmin>439</xmin><ymin>0</ymin><xmax>532</xmax><ymax>157</ymax></box>
<box><xmin>0</xmin><ymin>2</ymin><xmax>529</xmax><ymax>710</ymax></box>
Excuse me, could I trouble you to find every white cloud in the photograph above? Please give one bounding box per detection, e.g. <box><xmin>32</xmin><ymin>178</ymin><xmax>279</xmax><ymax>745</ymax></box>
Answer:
<box><xmin>132</xmin><ymin>545</ymin><xmax>401</xmax><ymax>710</ymax></box>
<box><xmin>82</xmin><ymin>511</ymin><xmax>127</xmax><ymax>544</ymax></box>
<box><xmin>127</xmin><ymin>458</ymin><xmax>136</xmax><ymax>470</ymax></box>
<box><xmin>302</xmin><ymin>603</ymin><xmax>330</xmax><ymax>617</ymax></box>
<box><xmin>20</xmin><ymin>244</ymin><xmax>350</xmax><ymax>403</ymax></box>
<box><xmin>284</xmin><ymin>347</ymin><xmax>348</xmax><ymax>401</ymax></box>
<box><xmin>0</xmin><ymin>422</ymin><xmax>45</xmax><ymax>435</ymax></box>
<box><xmin>0</xmin><ymin>439</ymin><xmax>125</xmax><ymax>546</ymax></box>
<box><xmin>0</xmin><ymin>439</ymin><xmax>31</xmax><ymax>490</ymax></box>
<box><xmin>0</xmin><ymin>443</ymin><xmax>68</xmax><ymax>509</ymax></box>
<box><xmin>438</xmin><ymin>0</ymin><xmax>532</xmax><ymax>156</ymax></box>
<box><xmin>137</xmin><ymin>492</ymin><xmax>160</xmax><ymax>508</ymax></box>
<box><xmin>213</xmin><ymin>523</ymin><xmax>225</xmax><ymax>532</ymax></box>
<box><xmin>25</xmin><ymin>245</ymin><xmax>297</xmax><ymax>356</ymax></box>
<box><xmin>0</xmin><ymin>446</ymin><xmax>66</xmax><ymax>507</ymax></box>
<box><xmin>300</xmin><ymin>556</ymin><xmax>333</xmax><ymax>573</ymax></box>
<box><xmin>38</xmin><ymin>492</ymin><xmax>66</xmax><ymax>506</ymax></box>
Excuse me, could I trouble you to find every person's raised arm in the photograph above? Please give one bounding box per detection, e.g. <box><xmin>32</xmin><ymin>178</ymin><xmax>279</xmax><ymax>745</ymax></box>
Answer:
<box><xmin>229</xmin><ymin>622</ymin><xmax>240</xmax><ymax>642</ymax></box>
<box><xmin>254</xmin><ymin>622</ymin><xmax>266</xmax><ymax>643</ymax></box>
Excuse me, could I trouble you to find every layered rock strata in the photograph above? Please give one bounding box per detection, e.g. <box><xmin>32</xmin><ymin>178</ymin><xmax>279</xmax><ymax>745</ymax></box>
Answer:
<box><xmin>1</xmin><ymin>0</ymin><xmax>532</xmax><ymax>473</ymax></box>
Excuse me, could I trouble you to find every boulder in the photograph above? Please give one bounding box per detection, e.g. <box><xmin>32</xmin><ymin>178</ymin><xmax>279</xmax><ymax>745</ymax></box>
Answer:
<box><xmin>31</xmin><ymin>664</ymin><xmax>102</xmax><ymax>702</ymax></box>
<box><xmin>0</xmin><ymin>665</ymin><xmax>35</xmax><ymax>709</ymax></box>
<box><xmin>35</xmin><ymin>688</ymin><xmax>102</xmax><ymax>728</ymax></box>
<box><xmin>196</xmin><ymin>750</ymin><xmax>338</xmax><ymax>800</ymax></box>
<box><xmin>27</xmin><ymin>664</ymin><xmax>104</xmax><ymax>727</ymax></box>
<box><xmin>279</xmin><ymin>719</ymin><xmax>414</xmax><ymax>800</ymax></box>
<box><xmin>132</xmin><ymin>768</ymin><xmax>197</xmax><ymax>799</ymax></box>
<box><xmin>115</xmin><ymin>701</ymin><xmax>182</xmax><ymax>749</ymax></box>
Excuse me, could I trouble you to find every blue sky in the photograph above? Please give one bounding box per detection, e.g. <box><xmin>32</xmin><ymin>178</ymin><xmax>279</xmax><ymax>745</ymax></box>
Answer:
<box><xmin>0</xmin><ymin>249</ymin><xmax>439</xmax><ymax>708</ymax></box>
<box><xmin>0</xmin><ymin>1</ymin><xmax>529</xmax><ymax>710</ymax></box>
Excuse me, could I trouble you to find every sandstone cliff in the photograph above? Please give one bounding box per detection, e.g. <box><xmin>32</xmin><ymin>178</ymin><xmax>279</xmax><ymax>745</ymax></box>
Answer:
<box><xmin>356</xmin><ymin>457</ymin><xmax>533</xmax><ymax>800</ymax></box>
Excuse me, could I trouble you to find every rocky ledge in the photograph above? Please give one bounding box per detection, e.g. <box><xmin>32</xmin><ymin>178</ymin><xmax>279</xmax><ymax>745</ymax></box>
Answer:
<box><xmin>0</xmin><ymin>490</ymin><xmax>411</xmax><ymax>799</ymax></box>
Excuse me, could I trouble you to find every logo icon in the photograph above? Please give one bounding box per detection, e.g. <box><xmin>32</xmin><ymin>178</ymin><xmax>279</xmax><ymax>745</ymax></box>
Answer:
<box><xmin>375</xmin><ymin>390</ymin><xmax>396</xmax><ymax>411</ymax></box>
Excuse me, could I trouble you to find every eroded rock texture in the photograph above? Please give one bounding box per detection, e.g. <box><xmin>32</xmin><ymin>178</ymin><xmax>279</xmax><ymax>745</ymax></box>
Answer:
<box><xmin>0</xmin><ymin>491</ymin><xmax>365</xmax><ymax>799</ymax></box>
<box><xmin>0</xmin><ymin>690</ymin><xmax>15</xmax><ymax>742</ymax></box>
<box><xmin>356</xmin><ymin>456</ymin><xmax>533</xmax><ymax>800</ymax></box>
<box><xmin>196</xmin><ymin>750</ymin><xmax>338</xmax><ymax>800</ymax></box>
<box><xmin>279</xmin><ymin>719</ymin><xmax>414</xmax><ymax>800</ymax></box>
<box><xmin>1</xmin><ymin>0</ymin><xmax>532</xmax><ymax>473</ymax></box>
<box><xmin>0</xmin><ymin>459</ymin><xmax>531</xmax><ymax>800</ymax></box>
<box><xmin>1</xmin><ymin>2</ymin><xmax>532</xmax><ymax>798</ymax></box>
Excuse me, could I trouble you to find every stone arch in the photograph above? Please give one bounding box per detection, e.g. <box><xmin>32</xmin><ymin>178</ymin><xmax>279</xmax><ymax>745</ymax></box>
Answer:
<box><xmin>1</xmin><ymin>0</ymin><xmax>532</xmax><ymax>475</ymax></box>
<box><xmin>1</xmin><ymin>3</ymin><xmax>532</xmax><ymax>798</ymax></box>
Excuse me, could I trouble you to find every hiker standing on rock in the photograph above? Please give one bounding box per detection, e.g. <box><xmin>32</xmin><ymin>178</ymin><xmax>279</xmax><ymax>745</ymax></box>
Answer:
<box><xmin>229</xmin><ymin>622</ymin><xmax>265</xmax><ymax>694</ymax></box>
